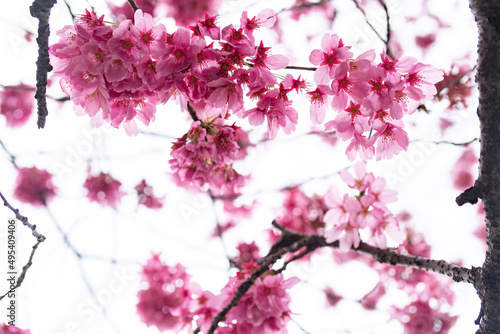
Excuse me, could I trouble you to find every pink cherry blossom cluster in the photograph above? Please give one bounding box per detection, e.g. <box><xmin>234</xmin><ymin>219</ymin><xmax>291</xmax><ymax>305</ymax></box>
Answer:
<box><xmin>308</xmin><ymin>34</ymin><xmax>443</xmax><ymax>160</ymax></box>
<box><xmin>392</xmin><ymin>300</ymin><xmax>457</xmax><ymax>334</ymax></box>
<box><xmin>108</xmin><ymin>0</ymin><xmax>222</xmax><ymax>26</ymax></box>
<box><xmin>323</xmin><ymin>161</ymin><xmax>404</xmax><ymax>251</ymax></box>
<box><xmin>135</xmin><ymin>179</ymin><xmax>165</xmax><ymax>209</ymax></box>
<box><xmin>233</xmin><ymin>241</ymin><xmax>261</xmax><ymax>267</ymax></box>
<box><xmin>216</xmin><ymin>265</ymin><xmax>299</xmax><ymax>334</ymax></box>
<box><xmin>83</xmin><ymin>172</ymin><xmax>126</xmax><ymax>209</ymax></box>
<box><xmin>49</xmin><ymin>9</ymin><xmax>295</xmax><ymax>136</ymax></box>
<box><xmin>83</xmin><ymin>172</ymin><xmax>163</xmax><ymax>210</ymax></box>
<box><xmin>137</xmin><ymin>253</ymin><xmax>298</xmax><ymax>333</ymax></box>
<box><xmin>450</xmin><ymin>148</ymin><xmax>485</xmax><ymax>247</ymax></box>
<box><xmin>451</xmin><ymin>147</ymin><xmax>477</xmax><ymax>192</ymax></box>
<box><xmin>270</xmin><ymin>187</ymin><xmax>329</xmax><ymax>243</ymax></box>
<box><xmin>383</xmin><ymin>228</ymin><xmax>458</xmax><ymax>333</ymax></box>
<box><xmin>326</xmin><ymin>224</ymin><xmax>458</xmax><ymax>333</ymax></box>
<box><xmin>0</xmin><ymin>85</ymin><xmax>34</xmax><ymax>128</ymax></box>
<box><xmin>268</xmin><ymin>187</ymin><xmax>329</xmax><ymax>262</ymax></box>
<box><xmin>13</xmin><ymin>166</ymin><xmax>57</xmax><ymax>207</ymax></box>
<box><xmin>169</xmin><ymin>121</ymin><xmax>248</xmax><ymax>195</ymax></box>
<box><xmin>137</xmin><ymin>253</ymin><xmax>200</xmax><ymax>332</ymax></box>
<box><xmin>0</xmin><ymin>324</ymin><xmax>31</xmax><ymax>334</ymax></box>
<box><xmin>435</xmin><ymin>63</ymin><xmax>474</xmax><ymax>111</ymax></box>
<box><xmin>289</xmin><ymin>0</ymin><xmax>336</xmax><ymax>22</ymax></box>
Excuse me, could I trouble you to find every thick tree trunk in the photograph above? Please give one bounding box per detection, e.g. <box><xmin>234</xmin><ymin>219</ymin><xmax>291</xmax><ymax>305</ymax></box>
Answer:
<box><xmin>469</xmin><ymin>0</ymin><xmax>500</xmax><ymax>332</ymax></box>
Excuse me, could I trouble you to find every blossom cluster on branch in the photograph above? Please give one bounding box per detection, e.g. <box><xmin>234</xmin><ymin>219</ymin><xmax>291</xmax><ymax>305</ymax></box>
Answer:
<box><xmin>324</xmin><ymin>161</ymin><xmax>404</xmax><ymax>250</ymax></box>
<box><xmin>137</xmin><ymin>253</ymin><xmax>297</xmax><ymax>334</ymax></box>
<box><xmin>49</xmin><ymin>8</ymin><xmax>442</xmax><ymax>162</ymax></box>
<box><xmin>169</xmin><ymin>120</ymin><xmax>249</xmax><ymax>195</ymax></box>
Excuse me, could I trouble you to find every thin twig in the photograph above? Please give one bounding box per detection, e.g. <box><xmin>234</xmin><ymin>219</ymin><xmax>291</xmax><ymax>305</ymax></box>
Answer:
<box><xmin>285</xmin><ymin>65</ymin><xmax>317</xmax><ymax>71</ymax></box>
<box><xmin>0</xmin><ymin>240</ymin><xmax>42</xmax><ymax>301</ymax></box>
<box><xmin>0</xmin><ymin>192</ymin><xmax>46</xmax><ymax>242</ymax></box>
<box><xmin>275</xmin><ymin>0</ymin><xmax>332</xmax><ymax>16</ymax></box>
<box><xmin>187</xmin><ymin>102</ymin><xmax>201</xmax><ymax>122</ymax></box>
<box><xmin>127</xmin><ymin>0</ymin><xmax>140</xmax><ymax>12</ymax></box>
<box><xmin>413</xmin><ymin>138</ymin><xmax>478</xmax><ymax>146</ymax></box>
<box><xmin>351</xmin><ymin>0</ymin><xmax>393</xmax><ymax>58</ymax></box>
<box><xmin>375</xmin><ymin>0</ymin><xmax>392</xmax><ymax>58</ymax></box>
<box><xmin>44</xmin><ymin>206</ymin><xmax>109</xmax><ymax>316</ymax></box>
<box><xmin>0</xmin><ymin>138</ymin><xmax>17</xmax><ymax>166</ymax></box>
<box><xmin>0</xmin><ymin>192</ymin><xmax>46</xmax><ymax>301</ymax></box>
<box><xmin>63</xmin><ymin>0</ymin><xmax>75</xmax><ymax>21</ymax></box>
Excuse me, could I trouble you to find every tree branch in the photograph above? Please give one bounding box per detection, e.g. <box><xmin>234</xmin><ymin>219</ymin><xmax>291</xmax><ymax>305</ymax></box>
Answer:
<box><xmin>29</xmin><ymin>0</ymin><xmax>57</xmax><ymax>129</ymax></box>
<box><xmin>206</xmin><ymin>220</ymin><xmax>478</xmax><ymax>333</ymax></box>
<box><xmin>0</xmin><ymin>191</ymin><xmax>46</xmax><ymax>242</ymax></box>
<box><xmin>0</xmin><ymin>192</ymin><xmax>46</xmax><ymax>301</ymax></box>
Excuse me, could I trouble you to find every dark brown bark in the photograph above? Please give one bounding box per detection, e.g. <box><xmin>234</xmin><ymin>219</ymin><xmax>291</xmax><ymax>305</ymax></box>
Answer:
<box><xmin>468</xmin><ymin>0</ymin><xmax>500</xmax><ymax>332</ymax></box>
<box><xmin>30</xmin><ymin>0</ymin><xmax>57</xmax><ymax>129</ymax></box>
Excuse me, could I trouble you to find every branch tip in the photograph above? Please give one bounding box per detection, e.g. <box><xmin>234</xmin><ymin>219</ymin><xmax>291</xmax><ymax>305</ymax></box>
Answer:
<box><xmin>456</xmin><ymin>185</ymin><xmax>482</xmax><ymax>206</ymax></box>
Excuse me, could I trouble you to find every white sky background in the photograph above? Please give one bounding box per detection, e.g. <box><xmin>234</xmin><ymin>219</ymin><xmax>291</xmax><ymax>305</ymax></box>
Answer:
<box><xmin>0</xmin><ymin>0</ymin><xmax>483</xmax><ymax>333</ymax></box>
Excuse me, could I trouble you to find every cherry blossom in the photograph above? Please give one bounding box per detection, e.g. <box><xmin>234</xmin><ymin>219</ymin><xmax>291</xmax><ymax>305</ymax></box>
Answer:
<box><xmin>0</xmin><ymin>85</ymin><xmax>34</xmax><ymax>128</ymax></box>
<box><xmin>137</xmin><ymin>252</ymin><xmax>298</xmax><ymax>333</ymax></box>
<box><xmin>13</xmin><ymin>166</ymin><xmax>57</xmax><ymax>207</ymax></box>
<box><xmin>83</xmin><ymin>172</ymin><xmax>125</xmax><ymax>209</ymax></box>
<box><xmin>309</xmin><ymin>33</ymin><xmax>353</xmax><ymax>85</ymax></box>
<box><xmin>405</xmin><ymin>62</ymin><xmax>444</xmax><ymax>99</ymax></box>
<box><xmin>0</xmin><ymin>325</ymin><xmax>31</xmax><ymax>334</ymax></box>
<box><xmin>360</xmin><ymin>282</ymin><xmax>386</xmax><ymax>310</ymax></box>
<box><xmin>109</xmin><ymin>0</ymin><xmax>222</xmax><ymax>27</ymax></box>
<box><xmin>269</xmin><ymin>187</ymin><xmax>329</xmax><ymax>250</ymax></box>
<box><xmin>50</xmin><ymin>8</ymin><xmax>441</xmax><ymax>155</ymax></box>
<box><xmin>137</xmin><ymin>253</ymin><xmax>194</xmax><ymax>332</ymax></box>
<box><xmin>308</xmin><ymin>85</ymin><xmax>333</xmax><ymax>124</ymax></box>
<box><xmin>219</xmin><ymin>271</ymin><xmax>299</xmax><ymax>333</ymax></box>
<box><xmin>163</xmin><ymin>0</ymin><xmax>222</xmax><ymax>26</ymax></box>
<box><xmin>135</xmin><ymin>179</ymin><xmax>164</xmax><ymax>209</ymax></box>
<box><xmin>391</xmin><ymin>300</ymin><xmax>458</xmax><ymax>334</ymax></box>
<box><xmin>324</xmin><ymin>162</ymin><xmax>402</xmax><ymax>250</ymax></box>
<box><xmin>452</xmin><ymin>147</ymin><xmax>477</xmax><ymax>191</ymax></box>
<box><xmin>169</xmin><ymin>121</ymin><xmax>248</xmax><ymax>194</ymax></box>
<box><xmin>435</xmin><ymin>63</ymin><xmax>474</xmax><ymax>110</ymax></box>
<box><xmin>234</xmin><ymin>241</ymin><xmax>261</xmax><ymax>267</ymax></box>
